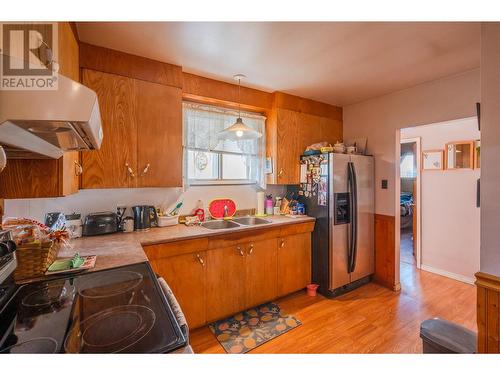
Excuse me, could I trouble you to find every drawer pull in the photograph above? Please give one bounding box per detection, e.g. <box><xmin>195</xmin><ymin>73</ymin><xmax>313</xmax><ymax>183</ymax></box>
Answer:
<box><xmin>278</xmin><ymin>168</ymin><xmax>284</xmax><ymax>177</ymax></box>
<box><xmin>141</xmin><ymin>163</ymin><xmax>151</xmax><ymax>176</ymax></box>
<box><xmin>125</xmin><ymin>162</ymin><xmax>135</xmax><ymax>178</ymax></box>
<box><xmin>196</xmin><ymin>253</ymin><xmax>205</xmax><ymax>266</ymax></box>
<box><xmin>74</xmin><ymin>160</ymin><xmax>83</xmax><ymax>176</ymax></box>
<box><xmin>237</xmin><ymin>246</ymin><xmax>244</xmax><ymax>256</ymax></box>
<box><xmin>280</xmin><ymin>239</ymin><xmax>285</xmax><ymax>248</ymax></box>
<box><xmin>248</xmin><ymin>244</ymin><xmax>254</xmax><ymax>255</ymax></box>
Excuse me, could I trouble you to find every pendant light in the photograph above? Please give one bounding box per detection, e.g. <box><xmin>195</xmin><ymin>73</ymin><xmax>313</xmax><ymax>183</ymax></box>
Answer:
<box><xmin>218</xmin><ymin>74</ymin><xmax>262</xmax><ymax>141</ymax></box>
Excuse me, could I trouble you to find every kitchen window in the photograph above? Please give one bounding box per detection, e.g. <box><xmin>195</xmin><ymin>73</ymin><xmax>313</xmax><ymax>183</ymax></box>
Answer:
<box><xmin>183</xmin><ymin>102</ymin><xmax>266</xmax><ymax>187</ymax></box>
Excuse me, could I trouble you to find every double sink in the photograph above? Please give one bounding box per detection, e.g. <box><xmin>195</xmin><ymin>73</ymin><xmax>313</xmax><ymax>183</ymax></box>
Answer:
<box><xmin>201</xmin><ymin>216</ymin><xmax>271</xmax><ymax>230</ymax></box>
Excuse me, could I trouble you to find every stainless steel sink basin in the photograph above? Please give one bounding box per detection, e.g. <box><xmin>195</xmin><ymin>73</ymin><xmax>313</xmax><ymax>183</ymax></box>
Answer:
<box><xmin>201</xmin><ymin>220</ymin><xmax>240</xmax><ymax>230</ymax></box>
<box><xmin>230</xmin><ymin>217</ymin><xmax>271</xmax><ymax>226</ymax></box>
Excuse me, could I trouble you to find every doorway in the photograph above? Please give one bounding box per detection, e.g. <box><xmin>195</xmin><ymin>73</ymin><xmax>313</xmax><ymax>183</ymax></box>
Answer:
<box><xmin>396</xmin><ymin>117</ymin><xmax>480</xmax><ymax>285</ymax></box>
<box><xmin>399</xmin><ymin>137</ymin><xmax>421</xmax><ymax>269</ymax></box>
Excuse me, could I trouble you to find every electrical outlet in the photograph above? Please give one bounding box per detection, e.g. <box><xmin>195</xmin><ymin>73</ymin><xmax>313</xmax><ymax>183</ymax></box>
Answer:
<box><xmin>381</xmin><ymin>179</ymin><xmax>388</xmax><ymax>189</ymax></box>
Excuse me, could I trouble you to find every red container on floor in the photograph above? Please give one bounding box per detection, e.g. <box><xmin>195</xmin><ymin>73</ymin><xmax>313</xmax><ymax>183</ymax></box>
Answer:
<box><xmin>306</xmin><ymin>284</ymin><xmax>319</xmax><ymax>296</ymax></box>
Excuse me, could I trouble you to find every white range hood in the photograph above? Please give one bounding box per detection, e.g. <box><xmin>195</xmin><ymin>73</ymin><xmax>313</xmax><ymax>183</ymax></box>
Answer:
<box><xmin>0</xmin><ymin>54</ymin><xmax>103</xmax><ymax>159</ymax></box>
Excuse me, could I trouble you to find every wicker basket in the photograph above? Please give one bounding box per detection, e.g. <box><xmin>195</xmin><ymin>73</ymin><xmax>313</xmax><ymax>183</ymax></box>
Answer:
<box><xmin>14</xmin><ymin>240</ymin><xmax>60</xmax><ymax>281</ymax></box>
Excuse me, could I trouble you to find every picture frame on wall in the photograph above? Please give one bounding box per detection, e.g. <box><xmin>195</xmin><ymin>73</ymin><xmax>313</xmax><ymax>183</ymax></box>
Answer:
<box><xmin>421</xmin><ymin>150</ymin><xmax>443</xmax><ymax>170</ymax></box>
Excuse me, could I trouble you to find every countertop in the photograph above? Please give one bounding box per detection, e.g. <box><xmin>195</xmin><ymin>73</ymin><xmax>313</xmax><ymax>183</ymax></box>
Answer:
<box><xmin>58</xmin><ymin>215</ymin><xmax>315</xmax><ymax>274</ymax></box>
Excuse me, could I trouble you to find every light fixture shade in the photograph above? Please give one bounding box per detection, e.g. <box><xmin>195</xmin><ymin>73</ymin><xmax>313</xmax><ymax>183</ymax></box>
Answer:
<box><xmin>218</xmin><ymin>117</ymin><xmax>262</xmax><ymax>141</ymax></box>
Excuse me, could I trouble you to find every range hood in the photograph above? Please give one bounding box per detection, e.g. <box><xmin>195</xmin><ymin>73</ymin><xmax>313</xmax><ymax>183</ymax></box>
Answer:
<box><xmin>0</xmin><ymin>54</ymin><xmax>103</xmax><ymax>159</ymax></box>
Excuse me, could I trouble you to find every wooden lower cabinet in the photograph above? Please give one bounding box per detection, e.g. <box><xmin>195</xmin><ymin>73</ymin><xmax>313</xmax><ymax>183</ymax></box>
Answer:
<box><xmin>146</xmin><ymin>223</ymin><xmax>313</xmax><ymax>328</ymax></box>
<box><xmin>206</xmin><ymin>245</ymin><xmax>246</xmax><ymax>322</ymax></box>
<box><xmin>245</xmin><ymin>238</ymin><xmax>278</xmax><ymax>308</ymax></box>
<box><xmin>149</xmin><ymin>251</ymin><xmax>206</xmax><ymax>329</ymax></box>
<box><xmin>277</xmin><ymin>233</ymin><xmax>312</xmax><ymax>296</ymax></box>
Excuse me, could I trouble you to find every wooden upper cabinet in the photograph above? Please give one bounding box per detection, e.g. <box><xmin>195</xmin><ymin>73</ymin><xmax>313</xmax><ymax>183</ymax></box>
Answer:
<box><xmin>136</xmin><ymin>81</ymin><xmax>182</xmax><ymax>187</ymax></box>
<box><xmin>319</xmin><ymin>116</ymin><xmax>342</xmax><ymax>146</ymax></box>
<box><xmin>0</xmin><ymin>22</ymin><xmax>81</xmax><ymax>199</ymax></box>
<box><xmin>276</xmin><ymin>108</ymin><xmax>300</xmax><ymax>184</ymax></box>
<box><xmin>81</xmin><ymin>69</ymin><xmax>138</xmax><ymax>189</ymax></box>
<box><xmin>81</xmin><ymin>69</ymin><xmax>183</xmax><ymax>189</ymax></box>
<box><xmin>266</xmin><ymin>96</ymin><xmax>343</xmax><ymax>185</ymax></box>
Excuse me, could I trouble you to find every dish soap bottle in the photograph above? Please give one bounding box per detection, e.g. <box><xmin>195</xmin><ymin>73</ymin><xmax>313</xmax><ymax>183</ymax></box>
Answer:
<box><xmin>193</xmin><ymin>200</ymin><xmax>205</xmax><ymax>222</ymax></box>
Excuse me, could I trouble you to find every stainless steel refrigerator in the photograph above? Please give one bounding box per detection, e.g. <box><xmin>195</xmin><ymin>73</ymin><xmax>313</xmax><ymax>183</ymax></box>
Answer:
<box><xmin>289</xmin><ymin>153</ymin><xmax>374</xmax><ymax>297</ymax></box>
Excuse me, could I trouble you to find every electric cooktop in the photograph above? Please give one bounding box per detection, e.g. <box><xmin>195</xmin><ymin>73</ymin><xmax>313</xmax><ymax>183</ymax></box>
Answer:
<box><xmin>0</xmin><ymin>262</ymin><xmax>186</xmax><ymax>353</ymax></box>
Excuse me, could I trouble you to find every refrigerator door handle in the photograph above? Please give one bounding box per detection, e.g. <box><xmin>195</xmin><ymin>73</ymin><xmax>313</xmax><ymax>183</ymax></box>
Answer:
<box><xmin>347</xmin><ymin>162</ymin><xmax>354</xmax><ymax>274</ymax></box>
<box><xmin>350</xmin><ymin>161</ymin><xmax>358</xmax><ymax>273</ymax></box>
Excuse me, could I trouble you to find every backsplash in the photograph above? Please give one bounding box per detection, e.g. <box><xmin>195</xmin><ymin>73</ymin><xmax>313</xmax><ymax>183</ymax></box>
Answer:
<box><xmin>4</xmin><ymin>185</ymin><xmax>286</xmax><ymax>223</ymax></box>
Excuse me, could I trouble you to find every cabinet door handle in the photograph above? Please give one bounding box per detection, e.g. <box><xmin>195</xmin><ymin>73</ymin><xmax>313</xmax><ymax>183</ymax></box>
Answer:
<box><xmin>280</xmin><ymin>239</ymin><xmax>285</xmax><ymax>248</ymax></box>
<box><xmin>248</xmin><ymin>244</ymin><xmax>254</xmax><ymax>255</ymax></box>
<box><xmin>278</xmin><ymin>168</ymin><xmax>284</xmax><ymax>177</ymax></box>
<box><xmin>196</xmin><ymin>253</ymin><xmax>205</xmax><ymax>266</ymax></box>
<box><xmin>74</xmin><ymin>160</ymin><xmax>83</xmax><ymax>176</ymax></box>
<box><xmin>237</xmin><ymin>246</ymin><xmax>244</xmax><ymax>256</ymax></box>
<box><xmin>125</xmin><ymin>162</ymin><xmax>135</xmax><ymax>178</ymax></box>
<box><xmin>141</xmin><ymin>163</ymin><xmax>150</xmax><ymax>176</ymax></box>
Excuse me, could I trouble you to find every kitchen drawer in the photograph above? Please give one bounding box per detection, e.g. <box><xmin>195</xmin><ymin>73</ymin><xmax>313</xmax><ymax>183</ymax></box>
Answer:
<box><xmin>144</xmin><ymin>238</ymin><xmax>208</xmax><ymax>260</ymax></box>
<box><xmin>208</xmin><ymin>227</ymin><xmax>280</xmax><ymax>250</ymax></box>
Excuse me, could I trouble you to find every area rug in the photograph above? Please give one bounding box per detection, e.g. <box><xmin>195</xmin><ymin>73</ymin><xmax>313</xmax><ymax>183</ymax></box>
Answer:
<box><xmin>208</xmin><ymin>302</ymin><xmax>301</xmax><ymax>354</ymax></box>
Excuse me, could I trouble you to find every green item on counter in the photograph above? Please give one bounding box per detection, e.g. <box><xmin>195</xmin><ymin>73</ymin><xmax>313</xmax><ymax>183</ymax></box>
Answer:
<box><xmin>71</xmin><ymin>253</ymin><xmax>85</xmax><ymax>268</ymax></box>
<box><xmin>47</xmin><ymin>253</ymin><xmax>84</xmax><ymax>272</ymax></box>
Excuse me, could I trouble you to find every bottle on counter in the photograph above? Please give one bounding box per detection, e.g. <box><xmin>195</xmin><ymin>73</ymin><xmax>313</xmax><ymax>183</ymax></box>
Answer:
<box><xmin>193</xmin><ymin>200</ymin><xmax>205</xmax><ymax>222</ymax></box>
<box><xmin>274</xmin><ymin>196</ymin><xmax>282</xmax><ymax>215</ymax></box>
<box><xmin>265</xmin><ymin>194</ymin><xmax>274</xmax><ymax>216</ymax></box>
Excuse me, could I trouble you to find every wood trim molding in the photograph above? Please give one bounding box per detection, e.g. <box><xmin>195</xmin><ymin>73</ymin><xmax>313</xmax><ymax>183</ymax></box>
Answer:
<box><xmin>274</xmin><ymin>91</ymin><xmax>343</xmax><ymax>121</ymax></box>
<box><xmin>80</xmin><ymin>42</ymin><xmax>183</xmax><ymax>88</ymax></box>
<box><xmin>68</xmin><ymin>22</ymin><xmax>79</xmax><ymax>42</ymax></box>
<box><xmin>374</xmin><ymin>213</ymin><xmax>397</xmax><ymax>291</ymax></box>
<box><xmin>476</xmin><ymin>271</ymin><xmax>500</xmax><ymax>353</ymax></box>
<box><xmin>182</xmin><ymin>72</ymin><xmax>273</xmax><ymax>113</ymax></box>
<box><xmin>79</xmin><ymin>43</ymin><xmax>342</xmax><ymax>120</ymax></box>
<box><xmin>476</xmin><ymin>271</ymin><xmax>500</xmax><ymax>292</ymax></box>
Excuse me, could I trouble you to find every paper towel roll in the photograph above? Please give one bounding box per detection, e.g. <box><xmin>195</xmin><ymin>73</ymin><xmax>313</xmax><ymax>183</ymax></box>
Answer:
<box><xmin>256</xmin><ymin>191</ymin><xmax>265</xmax><ymax>216</ymax></box>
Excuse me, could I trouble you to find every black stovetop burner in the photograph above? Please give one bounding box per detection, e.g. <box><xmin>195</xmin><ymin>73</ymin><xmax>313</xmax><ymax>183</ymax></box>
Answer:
<box><xmin>0</xmin><ymin>262</ymin><xmax>186</xmax><ymax>353</ymax></box>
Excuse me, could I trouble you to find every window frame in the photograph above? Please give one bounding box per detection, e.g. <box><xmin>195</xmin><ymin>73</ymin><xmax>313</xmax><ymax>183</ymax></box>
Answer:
<box><xmin>183</xmin><ymin>103</ymin><xmax>265</xmax><ymax>186</ymax></box>
<box><xmin>186</xmin><ymin>149</ymin><xmax>256</xmax><ymax>186</ymax></box>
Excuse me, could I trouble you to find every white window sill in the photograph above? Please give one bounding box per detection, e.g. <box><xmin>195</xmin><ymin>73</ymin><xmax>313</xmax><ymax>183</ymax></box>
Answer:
<box><xmin>187</xmin><ymin>180</ymin><xmax>256</xmax><ymax>186</ymax></box>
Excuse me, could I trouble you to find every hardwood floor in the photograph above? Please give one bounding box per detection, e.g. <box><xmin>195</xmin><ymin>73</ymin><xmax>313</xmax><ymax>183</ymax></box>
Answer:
<box><xmin>400</xmin><ymin>228</ymin><xmax>415</xmax><ymax>266</ymax></box>
<box><xmin>189</xmin><ymin>262</ymin><xmax>476</xmax><ymax>353</ymax></box>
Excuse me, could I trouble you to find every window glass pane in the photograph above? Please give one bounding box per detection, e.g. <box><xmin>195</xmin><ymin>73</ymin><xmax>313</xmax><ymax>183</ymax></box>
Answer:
<box><xmin>222</xmin><ymin>154</ymin><xmax>248</xmax><ymax>180</ymax></box>
<box><xmin>187</xmin><ymin>150</ymin><xmax>219</xmax><ymax>180</ymax></box>
<box><xmin>400</xmin><ymin>154</ymin><xmax>416</xmax><ymax>178</ymax></box>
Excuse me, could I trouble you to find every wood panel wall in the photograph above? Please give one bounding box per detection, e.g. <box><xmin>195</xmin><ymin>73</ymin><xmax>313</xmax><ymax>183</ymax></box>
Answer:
<box><xmin>80</xmin><ymin>42</ymin><xmax>183</xmax><ymax>88</ymax></box>
<box><xmin>476</xmin><ymin>272</ymin><xmax>500</xmax><ymax>353</ymax></box>
<box><xmin>374</xmin><ymin>214</ymin><xmax>399</xmax><ymax>291</ymax></box>
<box><xmin>182</xmin><ymin>72</ymin><xmax>274</xmax><ymax>112</ymax></box>
<box><xmin>274</xmin><ymin>92</ymin><xmax>343</xmax><ymax>121</ymax></box>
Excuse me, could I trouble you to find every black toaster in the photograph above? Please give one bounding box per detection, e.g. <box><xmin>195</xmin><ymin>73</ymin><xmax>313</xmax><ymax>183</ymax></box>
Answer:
<box><xmin>82</xmin><ymin>212</ymin><xmax>118</xmax><ymax>236</ymax></box>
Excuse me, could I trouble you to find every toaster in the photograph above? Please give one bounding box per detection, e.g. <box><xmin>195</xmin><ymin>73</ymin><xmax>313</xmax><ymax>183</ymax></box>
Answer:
<box><xmin>82</xmin><ymin>212</ymin><xmax>118</xmax><ymax>236</ymax></box>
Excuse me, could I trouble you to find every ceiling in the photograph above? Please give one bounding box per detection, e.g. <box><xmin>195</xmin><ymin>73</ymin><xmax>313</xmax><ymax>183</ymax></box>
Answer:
<box><xmin>76</xmin><ymin>22</ymin><xmax>480</xmax><ymax>106</ymax></box>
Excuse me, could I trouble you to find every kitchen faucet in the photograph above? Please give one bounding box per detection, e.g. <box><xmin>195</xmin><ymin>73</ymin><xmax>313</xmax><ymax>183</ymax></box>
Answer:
<box><xmin>223</xmin><ymin>204</ymin><xmax>229</xmax><ymax>218</ymax></box>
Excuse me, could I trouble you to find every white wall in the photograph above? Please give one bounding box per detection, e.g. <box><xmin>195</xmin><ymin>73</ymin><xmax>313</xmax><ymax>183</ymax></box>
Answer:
<box><xmin>480</xmin><ymin>23</ymin><xmax>500</xmax><ymax>277</ymax></box>
<box><xmin>4</xmin><ymin>184</ymin><xmax>286</xmax><ymax>223</ymax></box>
<box><xmin>344</xmin><ymin>69</ymin><xmax>480</xmax><ymax>217</ymax></box>
<box><xmin>401</xmin><ymin>118</ymin><xmax>480</xmax><ymax>283</ymax></box>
